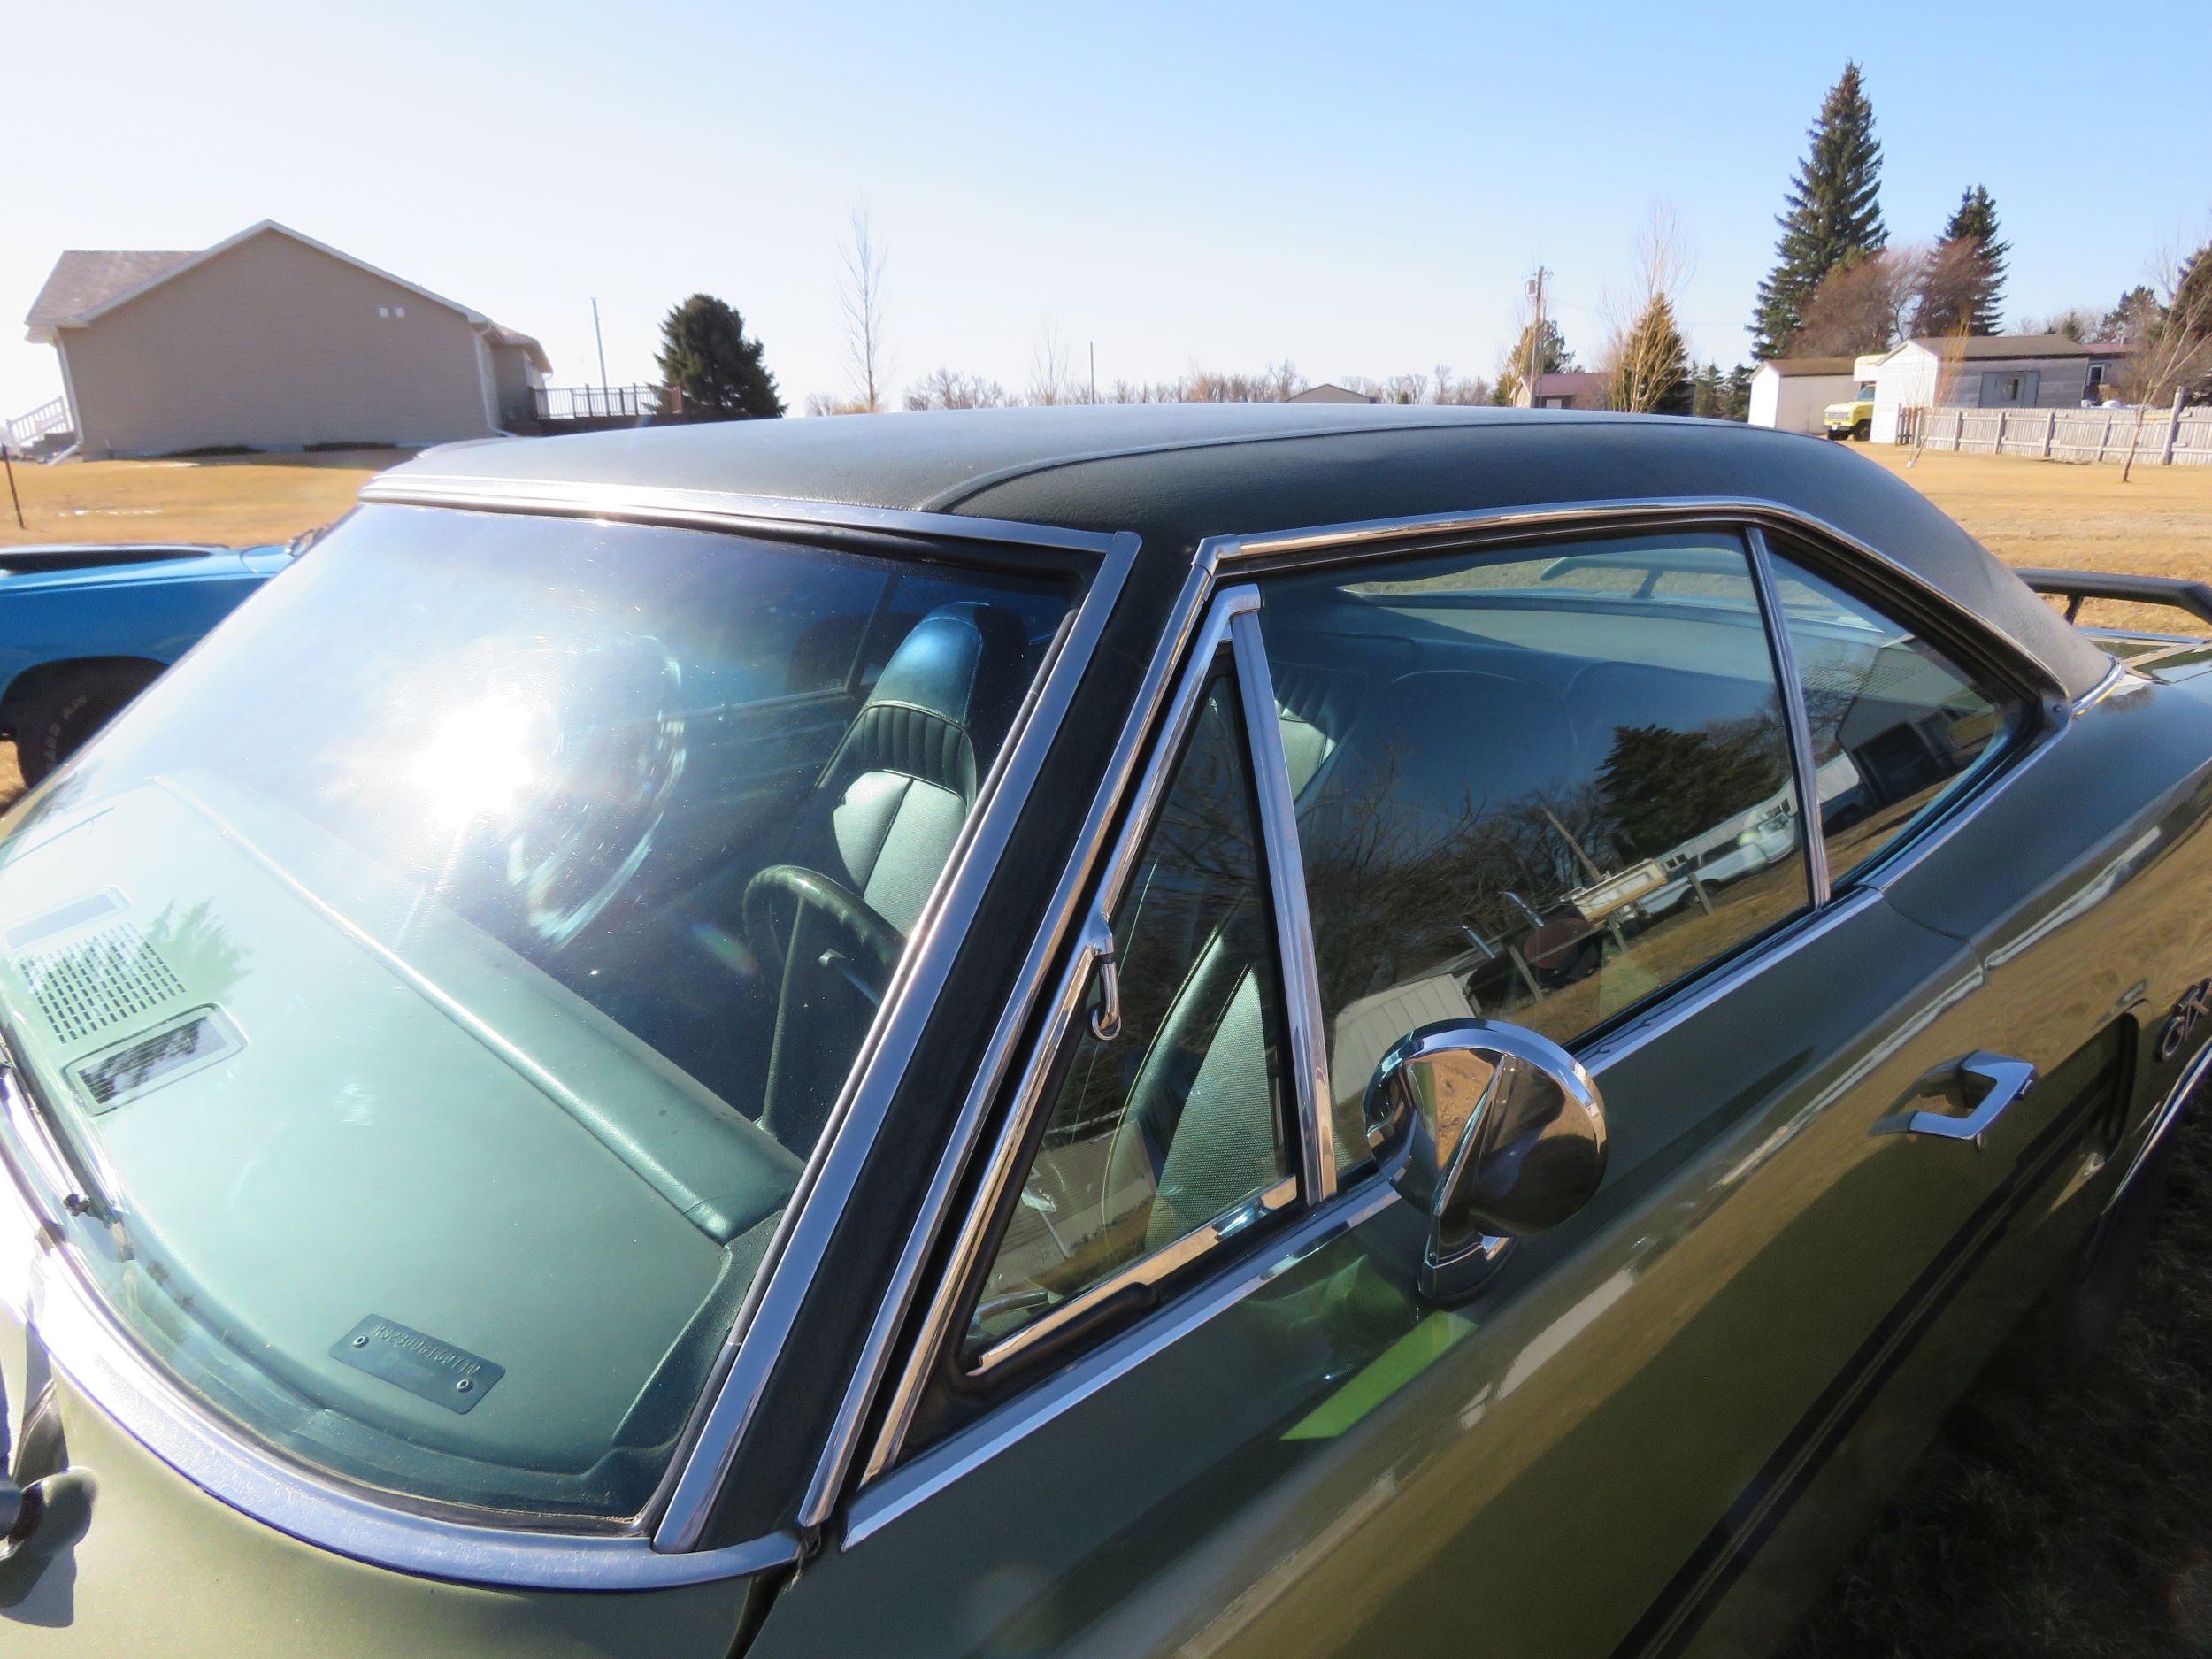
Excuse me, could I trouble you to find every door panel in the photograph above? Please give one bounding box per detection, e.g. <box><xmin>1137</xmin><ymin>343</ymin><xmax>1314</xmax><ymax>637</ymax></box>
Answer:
<box><xmin>757</xmin><ymin>876</ymin><xmax>2012</xmax><ymax>1659</ymax></box>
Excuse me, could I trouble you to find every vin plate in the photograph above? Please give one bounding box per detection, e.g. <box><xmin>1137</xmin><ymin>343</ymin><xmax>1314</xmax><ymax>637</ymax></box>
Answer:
<box><xmin>332</xmin><ymin>1317</ymin><xmax>503</xmax><ymax>1414</ymax></box>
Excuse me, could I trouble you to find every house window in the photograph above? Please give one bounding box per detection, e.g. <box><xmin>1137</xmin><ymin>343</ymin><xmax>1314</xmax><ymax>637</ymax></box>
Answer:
<box><xmin>2087</xmin><ymin>363</ymin><xmax>2108</xmax><ymax>388</ymax></box>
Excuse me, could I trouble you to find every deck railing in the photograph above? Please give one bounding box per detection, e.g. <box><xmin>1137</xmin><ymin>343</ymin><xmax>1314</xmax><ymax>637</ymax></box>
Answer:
<box><xmin>4</xmin><ymin>397</ymin><xmax>70</xmax><ymax>451</ymax></box>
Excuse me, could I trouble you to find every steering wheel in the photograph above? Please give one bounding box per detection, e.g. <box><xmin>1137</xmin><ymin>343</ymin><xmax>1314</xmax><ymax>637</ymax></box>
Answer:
<box><xmin>741</xmin><ymin>864</ymin><xmax>905</xmax><ymax>1002</ymax></box>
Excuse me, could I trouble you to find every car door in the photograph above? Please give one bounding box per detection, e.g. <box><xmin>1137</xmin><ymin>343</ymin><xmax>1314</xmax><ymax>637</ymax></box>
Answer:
<box><xmin>749</xmin><ymin>517</ymin><xmax>2063</xmax><ymax>1659</ymax></box>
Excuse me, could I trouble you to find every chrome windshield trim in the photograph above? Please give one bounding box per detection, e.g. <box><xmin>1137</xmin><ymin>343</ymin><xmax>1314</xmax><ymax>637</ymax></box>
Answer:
<box><xmin>841</xmin><ymin>1177</ymin><xmax>1399</xmax><ymax>1552</ymax></box>
<box><xmin>2070</xmin><ymin>656</ymin><xmax>2144</xmax><ymax>714</ymax></box>
<box><xmin>1231</xmin><ymin>607</ymin><xmax>1337</xmax><ymax>1202</ymax></box>
<box><xmin>818</xmin><ymin>560</ymin><xmax>1219</xmax><ymax>1512</ymax></box>
<box><xmin>649</xmin><ymin>516</ymin><xmax>1140</xmax><ymax>1552</ymax></box>
<box><xmin>1746</xmin><ymin>525</ymin><xmax>1832</xmax><ymax>906</ymax></box>
<box><xmin>0</xmin><ymin>1068</ymin><xmax>797</xmax><ymax>1590</ymax></box>
<box><xmin>358</xmin><ymin>473</ymin><xmax>1129</xmax><ymax>557</ymax></box>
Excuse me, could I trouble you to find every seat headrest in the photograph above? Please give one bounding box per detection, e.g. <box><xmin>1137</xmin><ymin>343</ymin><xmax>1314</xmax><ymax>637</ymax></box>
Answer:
<box><xmin>833</xmin><ymin>602</ymin><xmax>1030</xmax><ymax>797</ymax></box>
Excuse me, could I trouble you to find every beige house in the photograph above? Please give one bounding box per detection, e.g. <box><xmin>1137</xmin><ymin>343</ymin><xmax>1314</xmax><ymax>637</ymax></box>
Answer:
<box><xmin>1510</xmin><ymin>371</ymin><xmax>1608</xmax><ymax>411</ymax></box>
<box><xmin>23</xmin><ymin>221</ymin><xmax>549</xmax><ymax>458</ymax></box>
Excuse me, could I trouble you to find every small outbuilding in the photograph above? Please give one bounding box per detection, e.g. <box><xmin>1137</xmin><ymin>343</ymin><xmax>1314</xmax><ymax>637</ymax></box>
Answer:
<box><xmin>23</xmin><ymin>220</ymin><xmax>549</xmax><ymax>458</ymax></box>
<box><xmin>1510</xmin><ymin>371</ymin><xmax>1609</xmax><ymax>411</ymax></box>
<box><xmin>1747</xmin><ymin>357</ymin><xmax>1861</xmax><ymax>434</ymax></box>
<box><xmin>1287</xmin><ymin>382</ymin><xmax>1379</xmax><ymax>406</ymax></box>
<box><xmin>1870</xmin><ymin>334</ymin><xmax>2131</xmax><ymax>443</ymax></box>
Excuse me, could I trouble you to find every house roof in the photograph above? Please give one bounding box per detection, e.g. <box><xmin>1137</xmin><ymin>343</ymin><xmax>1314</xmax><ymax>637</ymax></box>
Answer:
<box><xmin>25</xmin><ymin>250</ymin><xmax>195</xmax><ymax>335</ymax></box>
<box><xmin>1532</xmin><ymin>371</ymin><xmax>1606</xmax><ymax>396</ymax></box>
<box><xmin>488</xmin><ymin>324</ymin><xmax>553</xmax><ymax>374</ymax></box>
<box><xmin>1757</xmin><ymin>357</ymin><xmax>1857</xmax><ymax>377</ymax></box>
<box><xmin>372</xmin><ymin>402</ymin><xmax>2113</xmax><ymax>701</ymax></box>
<box><xmin>22</xmin><ymin>220</ymin><xmax>548</xmax><ymax>370</ymax></box>
<box><xmin>1902</xmin><ymin>333</ymin><xmax>2132</xmax><ymax>362</ymax></box>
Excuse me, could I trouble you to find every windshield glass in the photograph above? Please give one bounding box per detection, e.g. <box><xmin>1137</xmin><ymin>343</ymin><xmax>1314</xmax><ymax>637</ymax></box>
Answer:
<box><xmin>0</xmin><ymin>503</ymin><xmax>1071</xmax><ymax>1521</ymax></box>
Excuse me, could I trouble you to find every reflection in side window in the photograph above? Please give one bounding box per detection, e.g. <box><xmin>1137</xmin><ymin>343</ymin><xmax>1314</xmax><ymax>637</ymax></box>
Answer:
<box><xmin>1763</xmin><ymin>541</ymin><xmax>2017</xmax><ymax>885</ymax></box>
<box><xmin>1260</xmin><ymin>532</ymin><xmax>1812</xmax><ymax>1168</ymax></box>
<box><xmin>969</xmin><ymin>673</ymin><xmax>1292</xmax><ymax>1362</ymax></box>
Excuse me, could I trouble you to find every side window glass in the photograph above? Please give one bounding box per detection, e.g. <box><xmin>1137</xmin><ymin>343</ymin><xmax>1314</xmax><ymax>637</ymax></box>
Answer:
<box><xmin>1259</xmin><ymin>532</ymin><xmax>1811</xmax><ymax>1166</ymax></box>
<box><xmin>967</xmin><ymin>672</ymin><xmax>1292</xmax><ymax>1362</ymax></box>
<box><xmin>1763</xmin><ymin>541</ymin><xmax>2020</xmax><ymax>884</ymax></box>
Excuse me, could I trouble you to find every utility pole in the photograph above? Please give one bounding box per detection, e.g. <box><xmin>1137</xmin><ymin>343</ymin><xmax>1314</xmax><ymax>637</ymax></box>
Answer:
<box><xmin>591</xmin><ymin>299</ymin><xmax>611</xmax><ymax>415</ymax></box>
<box><xmin>1089</xmin><ymin>342</ymin><xmax>1098</xmax><ymax>404</ymax></box>
<box><xmin>2</xmin><ymin>443</ymin><xmax>21</xmax><ymax>532</ymax></box>
<box><xmin>1523</xmin><ymin>266</ymin><xmax>1551</xmax><ymax>409</ymax></box>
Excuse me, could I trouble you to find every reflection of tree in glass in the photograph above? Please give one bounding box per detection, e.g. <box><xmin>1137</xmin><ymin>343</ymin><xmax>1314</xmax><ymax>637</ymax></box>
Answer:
<box><xmin>1596</xmin><ymin>713</ymin><xmax>1788</xmax><ymax>858</ymax></box>
<box><xmin>144</xmin><ymin>900</ymin><xmax>254</xmax><ymax>1002</ymax></box>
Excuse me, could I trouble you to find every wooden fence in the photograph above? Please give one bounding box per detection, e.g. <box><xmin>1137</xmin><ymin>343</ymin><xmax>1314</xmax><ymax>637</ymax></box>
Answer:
<box><xmin>1894</xmin><ymin>403</ymin><xmax>2212</xmax><ymax>466</ymax></box>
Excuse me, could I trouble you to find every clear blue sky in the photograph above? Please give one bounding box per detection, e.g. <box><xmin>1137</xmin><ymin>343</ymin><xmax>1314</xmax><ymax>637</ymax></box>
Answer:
<box><xmin>5</xmin><ymin>0</ymin><xmax>2208</xmax><ymax>420</ymax></box>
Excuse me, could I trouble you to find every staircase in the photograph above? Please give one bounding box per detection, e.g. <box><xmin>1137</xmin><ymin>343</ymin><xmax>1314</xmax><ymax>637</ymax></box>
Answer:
<box><xmin>4</xmin><ymin>397</ymin><xmax>76</xmax><ymax>461</ymax></box>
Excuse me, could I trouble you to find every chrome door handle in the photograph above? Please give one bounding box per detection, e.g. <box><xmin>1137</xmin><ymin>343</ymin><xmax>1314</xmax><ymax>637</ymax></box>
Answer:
<box><xmin>1891</xmin><ymin>1052</ymin><xmax>2039</xmax><ymax>1148</ymax></box>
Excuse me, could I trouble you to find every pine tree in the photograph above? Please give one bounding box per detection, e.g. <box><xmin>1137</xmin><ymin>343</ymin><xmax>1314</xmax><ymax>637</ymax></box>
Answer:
<box><xmin>1493</xmin><ymin>318</ymin><xmax>1574</xmax><ymax>403</ymax></box>
<box><xmin>1609</xmin><ymin>296</ymin><xmax>1693</xmax><ymax>415</ymax></box>
<box><xmin>656</xmin><ymin>295</ymin><xmax>785</xmax><ymax>419</ymax></box>
<box><xmin>2099</xmin><ymin>285</ymin><xmax>2162</xmax><ymax>344</ymax></box>
<box><xmin>1751</xmin><ymin>63</ymin><xmax>1886</xmax><ymax>359</ymax></box>
<box><xmin>1913</xmin><ymin>186</ymin><xmax>2008</xmax><ymax>338</ymax></box>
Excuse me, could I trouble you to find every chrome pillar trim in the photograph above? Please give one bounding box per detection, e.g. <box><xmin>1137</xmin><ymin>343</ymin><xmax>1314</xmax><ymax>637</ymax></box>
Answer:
<box><xmin>841</xmin><ymin>1177</ymin><xmax>1400</xmax><ymax>1552</ymax></box>
<box><xmin>358</xmin><ymin>474</ymin><xmax>1131</xmax><ymax>557</ymax></box>
<box><xmin>650</xmin><ymin>521</ymin><xmax>1140</xmax><ymax>1553</ymax></box>
<box><xmin>1209</xmin><ymin>495</ymin><xmax>2067</xmax><ymax>706</ymax></box>
<box><xmin>2107</xmin><ymin>1033</ymin><xmax>2212</xmax><ymax>1214</ymax></box>
<box><xmin>2070</xmin><ymin>657</ymin><xmax>2148</xmax><ymax>715</ymax></box>
<box><xmin>1746</xmin><ymin>525</ymin><xmax>1832</xmax><ymax>906</ymax></box>
<box><xmin>0</xmin><ymin>1071</ymin><xmax>800</xmax><ymax>1590</ymax></box>
<box><xmin>850</xmin><ymin>580</ymin><xmax>1256</xmax><ymax>1487</ymax></box>
<box><xmin>813</xmin><ymin>557</ymin><xmax>1219</xmax><ymax>1516</ymax></box>
<box><xmin>1229</xmin><ymin>607</ymin><xmax>1337</xmax><ymax>1203</ymax></box>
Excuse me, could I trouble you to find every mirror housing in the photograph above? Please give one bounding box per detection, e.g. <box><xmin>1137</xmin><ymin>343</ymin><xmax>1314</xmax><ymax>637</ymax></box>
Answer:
<box><xmin>1365</xmin><ymin>1019</ymin><xmax>1608</xmax><ymax>1301</ymax></box>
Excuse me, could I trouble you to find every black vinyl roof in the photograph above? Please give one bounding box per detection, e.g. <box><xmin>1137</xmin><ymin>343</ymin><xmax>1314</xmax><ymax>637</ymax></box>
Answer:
<box><xmin>381</xmin><ymin>404</ymin><xmax>2111</xmax><ymax>699</ymax></box>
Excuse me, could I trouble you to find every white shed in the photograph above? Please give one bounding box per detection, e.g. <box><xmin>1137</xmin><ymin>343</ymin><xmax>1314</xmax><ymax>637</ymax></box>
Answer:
<box><xmin>1747</xmin><ymin>357</ymin><xmax>1858</xmax><ymax>434</ymax></box>
<box><xmin>1870</xmin><ymin>334</ymin><xmax>2132</xmax><ymax>443</ymax></box>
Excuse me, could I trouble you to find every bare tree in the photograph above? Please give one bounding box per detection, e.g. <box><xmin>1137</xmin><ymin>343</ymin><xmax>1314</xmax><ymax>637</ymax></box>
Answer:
<box><xmin>1025</xmin><ymin>320</ymin><xmax>1078</xmax><ymax>405</ymax></box>
<box><xmin>2019</xmin><ymin>307</ymin><xmax>2101</xmax><ymax>344</ymax></box>
<box><xmin>2115</xmin><ymin>240</ymin><xmax>2212</xmax><ymax>409</ymax></box>
<box><xmin>903</xmin><ymin>368</ymin><xmax>1010</xmax><ymax>411</ymax></box>
<box><xmin>835</xmin><ymin>209</ymin><xmax>894</xmax><ymax>412</ymax></box>
<box><xmin>1793</xmin><ymin>246</ymin><xmax>1924</xmax><ymax>358</ymax></box>
<box><xmin>1596</xmin><ymin>207</ymin><xmax>1695</xmax><ymax>413</ymax></box>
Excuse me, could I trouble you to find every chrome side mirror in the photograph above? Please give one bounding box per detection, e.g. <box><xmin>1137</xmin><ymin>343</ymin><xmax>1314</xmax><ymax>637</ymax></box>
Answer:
<box><xmin>1365</xmin><ymin>1019</ymin><xmax>1609</xmax><ymax>1300</ymax></box>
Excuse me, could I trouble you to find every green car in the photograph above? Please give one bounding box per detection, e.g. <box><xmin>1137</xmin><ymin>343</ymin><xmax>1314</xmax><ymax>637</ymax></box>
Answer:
<box><xmin>4</xmin><ymin>406</ymin><xmax>2211</xmax><ymax>1658</ymax></box>
<box><xmin>1824</xmin><ymin>382</ymin><xmax>1876</xmax><ymax>441</ymax></box>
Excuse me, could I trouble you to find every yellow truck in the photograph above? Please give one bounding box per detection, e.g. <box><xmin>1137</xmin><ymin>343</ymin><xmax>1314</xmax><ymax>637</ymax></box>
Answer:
<box><xmin>1823</xmin><ymin>354</ymin><xmax>1888</xmax><ymax>440</ymax></box>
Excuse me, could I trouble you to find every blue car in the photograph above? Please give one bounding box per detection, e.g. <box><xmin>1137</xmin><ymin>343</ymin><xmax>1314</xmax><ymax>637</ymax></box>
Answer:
<box><xmin>0</xmin><ymin>534</ymin><xmax>303</xmax><ymax>784</ymax></box>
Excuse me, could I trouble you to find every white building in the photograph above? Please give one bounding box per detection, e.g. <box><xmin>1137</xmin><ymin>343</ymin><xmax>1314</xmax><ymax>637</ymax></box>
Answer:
<box><xmin>1747</xmin><ymin>357</ymin><xmax>1859</xmax><ymax>434</ymax></box>
<box><xmin>23</xmin><ymin>220</ymin><xmax>549</xmax><ymax>458</ymax></box>
<box><xmin>1870</xmin><ymin>334</ymin><xmax>2131</xmax><ymax>444</ymax></box>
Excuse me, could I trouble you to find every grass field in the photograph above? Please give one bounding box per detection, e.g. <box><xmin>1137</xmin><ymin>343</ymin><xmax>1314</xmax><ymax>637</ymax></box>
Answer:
<box><xmin>0</xmin><ymin>449</ymin><xmax>392</xmax><ymax>549</ymax></box>
<box><xmin>3</xmin><ymin>441</ymin><xmax>2212</xmax><ymax>1650</ymax></box>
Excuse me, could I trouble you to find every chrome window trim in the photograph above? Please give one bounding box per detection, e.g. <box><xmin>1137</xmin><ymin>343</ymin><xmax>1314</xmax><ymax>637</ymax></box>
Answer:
<box><xmin>852</xmin><ymin>579</ymin><xmax>1354</xmax><ymax>1490</ymax></box>
<box><xmin>1231</xmin><ymin>609</ymin><xmax>1338</xmax><ymax>1202</ymax></box>
<box><xmin>829</xmin><ymin>495</ymin><xmax>2070</xmax><ymax>1532</ymax></box>
<box><xmin>1746</xmin><ymin>525</ymin><xmax>1833</xmax><ymax>906</ymax></box>
<box><xmin>843</xmin><ymin>1176</ymin><xmax>1400</xmax><ymax>1551</ymax></box>
<box><xmin>857</xmin><ymin>584</ymin><xmax>1328</xmax><ymax>1432</ymax></box>
<box><xmin>0</xmin><ymin>483</ymin><xmax>1133</xmax><ymax>1587</ymax></box>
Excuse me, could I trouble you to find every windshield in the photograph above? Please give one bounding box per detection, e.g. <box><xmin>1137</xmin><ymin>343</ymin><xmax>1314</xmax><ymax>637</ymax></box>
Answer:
<box><xmin>0</xmin><ymin>503</ymin><xmax>1071</xmax><ymax>1521</ymax></box>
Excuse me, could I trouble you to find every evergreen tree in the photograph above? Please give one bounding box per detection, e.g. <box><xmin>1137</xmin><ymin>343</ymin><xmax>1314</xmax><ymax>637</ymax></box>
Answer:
<box><xmin>1493</xmin><ymin>318</ymin><xmax>1574</xmax><ymax>403</ymax></box>
<box><xmin>1751</xmin><ymin>63</ymin><xmax>1886</xmax><ymax>359</ymax></box>
<box><xmin>2098</xmin><ymin>285</ymin><xmax>2162</xmax><ymax>344</ymax></box>
<box><xmin>1724</xmin><ymin>361</ymin><xmax>1755</xmax><ymax>420</ymax></box>
<box><xmin>1913</xmin><ymin>185</ymin><xmax>2008</xmax><ymax>337</ymax></box>
<box><xmin>1609</xmin><ymin>296</ymin><xmax>1693</xmax><ymax>414</ymax></box>
<box><xmin>656</xmin><ymin>294</ymin><xmax>784</xmax><ymax>419</ymax></box>
<box><xmin>1689</xmin><ymin>362</ymin><xmax>1754</xmax><ymax>422</ymax></box>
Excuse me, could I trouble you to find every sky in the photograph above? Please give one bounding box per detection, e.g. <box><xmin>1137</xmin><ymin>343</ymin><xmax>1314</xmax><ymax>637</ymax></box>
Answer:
<box><xmin>4</xmin><ymin>0</ymin><xmax>2209</xmax><ymax>421</ymax></box>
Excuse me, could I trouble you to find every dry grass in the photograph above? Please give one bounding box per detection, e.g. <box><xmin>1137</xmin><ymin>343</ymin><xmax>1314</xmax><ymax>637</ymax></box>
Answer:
<box><xmin>1855</xmin><ymin>446</ymin><xmax>2212</xmax><ymax>633</ymax></box>
<box><xmin>0</xmin><ymin>449</ymin><xmax>396</xmax><ymax>549</ymax></box>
